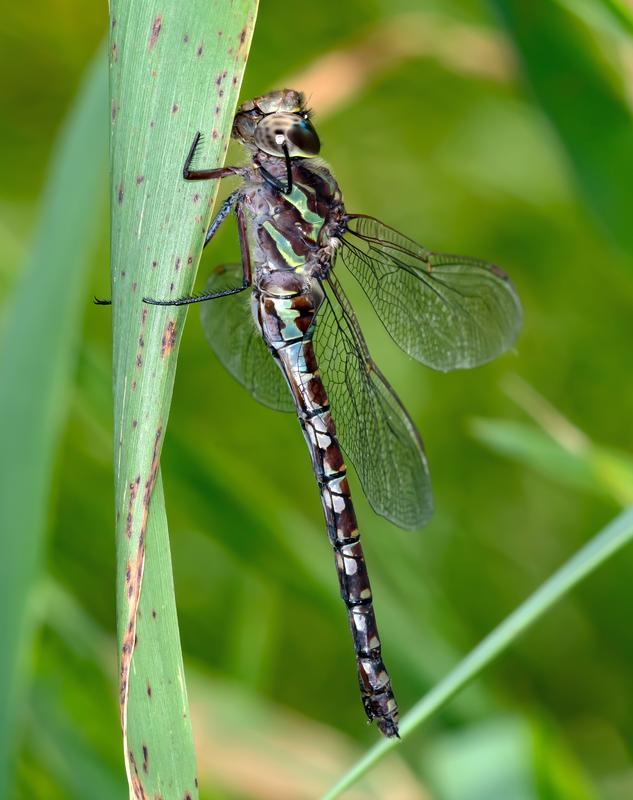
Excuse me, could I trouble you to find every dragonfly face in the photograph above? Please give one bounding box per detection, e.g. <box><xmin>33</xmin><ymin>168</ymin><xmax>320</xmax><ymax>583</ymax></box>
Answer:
<box><xmin>173</xmin><ymin>88</ymin><xmax>523</xmax><ymax>739</ymax></box>
<box><xmin>233</xmin><ymin>89</ymin><xmax>321</xmax><ymax>158</ymax></box>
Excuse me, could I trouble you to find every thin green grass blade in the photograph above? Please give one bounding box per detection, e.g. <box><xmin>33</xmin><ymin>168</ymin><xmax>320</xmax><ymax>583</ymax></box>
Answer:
<box><xmin>109</xmin><ymin>2</ymin><xmax>257</xmax><ymax>796</ymax></box>
<box><xmin>0</xmin><ymin>50</ymin><xmax>107</xmax><ymax>798</ymax></box>
<box><xmin>489</xmin><ymin>0</ymin><xmax>633</xmax><ymax>261</ymax></box>
<box><xmin>470</xmin><ymin>417</ymin><xmax>633</xmax><ymax>506</ymax></box>
<box><xmin>322</xmin><ymin>506</ymin><xmax>633</xmax><ymax>799</ymax></box>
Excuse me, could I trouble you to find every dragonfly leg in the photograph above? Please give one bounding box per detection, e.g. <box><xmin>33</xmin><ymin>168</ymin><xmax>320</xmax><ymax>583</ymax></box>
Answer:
<box><xmin>145</xmin><ymin>199</ymin><xmax>251</xmax><ymax>306</ymax></box>
<box><xmin>97</xmin><ymin>191</ymin><xmax>242</xmax><ymax>307</ymax></box>
<box><xmin>143</xmin><ymin>279</ymin><xmax>249</xmax><ymax>307</ymax></box>
<box><xmin>204</xmin><ymin>190</ymin><xmax>240</xmax><ymax>248</ymax></box>
<box><xmin>235</xmin><ymin>202</ymin><xmax>253</xmax><ymax>286</ymax></box>
<box><xmin>183</xmin><ymin>131</ymin><xmax>241</xmax><ymax>181</ymax></box>
<box><xmin>259</xmin><ymin>143</ymin><xmax>293</xmax><ymax>195</ymax></box>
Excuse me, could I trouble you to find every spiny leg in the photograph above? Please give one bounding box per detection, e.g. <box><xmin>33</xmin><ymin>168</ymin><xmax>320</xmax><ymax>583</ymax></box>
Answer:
<box><xmin>183</xmin><ymin>131</ymin><xmax>241</xmax><ymax>181</ymax></box>
<box><xmin>144</xmin><ymin>193</ymin><xmax>252</xmax><ymax>307</ymax></box>
<box><xmin>95</xmin><ymin>134</ymin><xmax>242</xmax><ymax>305</ymax></box>
<box><xmin>204</xmin><ymin>189</ymin><xmax>240</xmax><ymax>248</ymax></box>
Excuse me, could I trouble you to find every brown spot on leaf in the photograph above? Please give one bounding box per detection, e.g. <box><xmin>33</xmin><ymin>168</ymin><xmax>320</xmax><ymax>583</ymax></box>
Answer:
<box><xmin>197</xmin><ymin>43</ymin><xmax>203</xmax><ymax>56</ymax></box>
<box><xmin>161</xmin><ymin>320</ymin><xmax>177</xmax><ymax>358</ymax></box>
<box><xmin>117</xmin><ymin>181</ymin><xmax>124</xmax><ymax>204</ymax></box>
<box><xmin>142</xmin><ymin>428</ymin><xmax>162</xmax><ymax>515</ymax></box>
<box><xmin>212</xmin><ymin>130</ymin><xmax>218</xmax><ymax>139</ymax></box>
<box><xmin>132</xmin><ymin>419</ymin><xmax>138</xmax><ymax>429</ymax></box>
<box><xmin>128</xmin><ymin>749</ymin><xmax>147</xmax><ymax>800</ymax></box>
<box><xmin>172</xmin><ymin>103</ymin><xmax>179</xmax><ymax>114</ymax></box>
<box><xmin>142</xmin><ymin>744</ymin><xmax>149</xmax><ymax>773</ymax></box>
<box><xmin>192</xmin><ymin>193</ymin><xmax>200</xmax><ymax>204</ymax></box>
<box><xmin>136</xmin><ymin>175</ymin><xmax>145</xmax><ymax>185</ymax></box>
<box><xmin>147</xmin><ymin>682</ymin><xmax>152</xmax><ymax>698</ymax></box>
<box><xmin>175</xmin><ymin>257</ymin><xmax>181</xmax><ymax>271</ymax></box>
<box><xmin>111</xmin><ymin>41</ymin><xmax>118</xmax><ymax>63</ymax></box>
<box><xmin>152</xmin><ymin>609</ymin><xmax>157</xmax><ymax>618</ymax></box>
<box><xmin>136</xmin><ymin>353</ymin><xmax>142</xmax><ymax>368</ymax></box>
<box><xmin>120</xmin><ymin>431</ymin><xmax>163</xmax><ymax>744</ymax></box>
<box><xmin>112</xmin><ymin>101</ymin><xmax>119</xmax><ymax>121</ymax></box>
<box><xmin>149</xmin><ymin>16</ymin><xmax>162</xmax><ymax>51</ymax></box>
<box><xmin>183</xmin><ymin>33</ymin><xmax>189</xmax><ymax>43</ymax></box>
<box><xmin>126</xmin><ymin>477</ymin><xmax>140</xmax><ymax>539</ymax></box>
<box><xmin>239</xmin><ymin>27</ymin><xmax>247</xmax><ymax>45</ymax></box>
<box><xmin>187</xmin><ymin>256</ymin><xmax>193</xmax><ymax>265</ymax></box>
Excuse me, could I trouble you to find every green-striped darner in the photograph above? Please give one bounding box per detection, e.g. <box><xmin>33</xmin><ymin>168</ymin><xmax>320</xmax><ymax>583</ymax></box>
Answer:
<box><xmin>145</xmin><ymin>89</ymin><xmax>522</xmax><ymax>738</ymax></box>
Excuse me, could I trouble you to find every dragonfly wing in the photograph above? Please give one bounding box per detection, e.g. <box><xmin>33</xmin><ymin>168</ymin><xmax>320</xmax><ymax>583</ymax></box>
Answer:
<box><xmin>200</xmin><ymin>264</ymin><xmax>293</xmax><ymax>413</ymax></box>
<box><xmin>340</xmin><ymin>214</ymin><xmax>522</xmax><ymax>372</ymax></box>
<box><xmin>314</xmin><ymin>274</ymin><xmax>432</xmax><ymax>530</ymax></box>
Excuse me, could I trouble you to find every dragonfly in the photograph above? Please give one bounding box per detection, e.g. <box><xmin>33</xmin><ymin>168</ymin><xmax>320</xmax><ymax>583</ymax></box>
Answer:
<box><xmin>144</xmin><ymin>89</ymin><xmax>522</xmax><ymax>738</ymax></box>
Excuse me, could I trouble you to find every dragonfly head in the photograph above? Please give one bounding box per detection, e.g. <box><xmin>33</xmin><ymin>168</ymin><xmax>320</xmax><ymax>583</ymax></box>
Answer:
<box><xmin>233</xmin><ymin>89</ymin><xmax>321</xmax><ymax>158</ymax></box>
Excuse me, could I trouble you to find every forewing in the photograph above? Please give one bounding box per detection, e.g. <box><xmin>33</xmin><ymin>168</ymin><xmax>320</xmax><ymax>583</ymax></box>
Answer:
<box><xmin>340</xmin><ymin>215</ymin><xmax>522</xmax><ymax>372</ymax></box>
<box><xmin>314</xmin><ymin>274</ymin><xmax>432</xmax><ymax>530</ymax></box>
<box><xmin>200</xmin><ymin>265</ymin><xmax>293</xmax><ymax>412</ymax></box>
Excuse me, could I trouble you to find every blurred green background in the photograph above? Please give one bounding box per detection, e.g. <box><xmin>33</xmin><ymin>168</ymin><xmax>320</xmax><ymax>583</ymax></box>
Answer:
<box><xmin>2</xmin><ymin>1</ymin><xmax>633</xmax><ymax>798</ymax></box>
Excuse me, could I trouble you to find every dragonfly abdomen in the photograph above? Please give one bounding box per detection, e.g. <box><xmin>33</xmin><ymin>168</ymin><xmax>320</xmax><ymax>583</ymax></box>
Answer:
<box><xmin>255</xmin><ymin>274</ymin><xmax>400</xmax><ymax>737</ymax></box>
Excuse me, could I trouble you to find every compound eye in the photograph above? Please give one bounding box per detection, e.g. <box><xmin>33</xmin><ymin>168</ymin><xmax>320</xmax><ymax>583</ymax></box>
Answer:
<box><xmin>286</xmin><ymin>119</ymin><xmax>320</xmax><ymax>156</ymax></box>
<box><xmin>253</xmin><ymin>113</ymin><xmax>321</xmax><ymax>157</ymax></box>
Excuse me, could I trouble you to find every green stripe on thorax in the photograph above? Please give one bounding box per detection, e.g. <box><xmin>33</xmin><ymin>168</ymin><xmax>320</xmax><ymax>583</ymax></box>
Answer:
<box><xmin>283</xmin><ymin>184</ymin><xmax>324</xmax><ymax>230</ymax></box>
<box><xmin>263</xmin><ymin>182</ymin><xmax>326</xmax><ymax>270</ymax></box>
<box><xmin>262</xmin><ymin>221</ymin><xmax>305</xmax><ymax>268</ymax></box>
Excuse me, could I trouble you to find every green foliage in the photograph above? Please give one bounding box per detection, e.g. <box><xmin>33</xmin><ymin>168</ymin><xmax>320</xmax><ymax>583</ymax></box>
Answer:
<box><xmin>0</xmin><ymin>49</ymin><xmax>107</xmax><ymax>798</ymax></box>
<box><xmin>2</xmin><ymin>1</ymin><xmax>633</xmax><ymax>798</ymax></box>
<box><xmin>491</xmin><ymin>0</ymin><xmax>633</xmax><ymax>260</ymax></box>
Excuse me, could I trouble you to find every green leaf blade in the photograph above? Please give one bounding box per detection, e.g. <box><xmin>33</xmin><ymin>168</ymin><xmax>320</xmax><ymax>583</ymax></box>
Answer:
<box><xmin>0</xmin><ymin>49</ymin><xmax>108</xmax><ymax>798</ymax></box>
<box><xmin>489</xmin><ymin>0</ymin><xmax>633</xmax><ymax>261</ymax></box>
<box><xmin>109</xmin><ymin>2</ymin><xmax>258</xmax><ymax>796</ymax></box>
